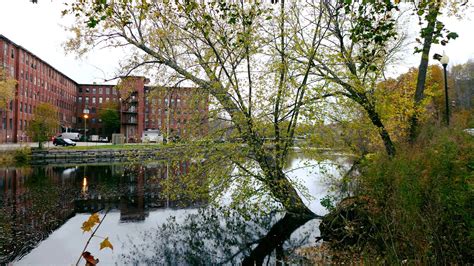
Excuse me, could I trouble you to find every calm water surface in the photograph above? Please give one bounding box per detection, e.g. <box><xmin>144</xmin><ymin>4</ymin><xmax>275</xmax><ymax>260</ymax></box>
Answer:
<box><xmin>0</xmin><ymin>155</ymin><xmax>348</xmax><ymax>265</ymax></box>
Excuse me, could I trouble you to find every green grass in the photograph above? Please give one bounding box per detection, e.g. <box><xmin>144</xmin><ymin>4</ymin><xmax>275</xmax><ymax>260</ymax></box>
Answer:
<box><xmin>48</xmin><ymin>143</ymin><xmax>168</xmax><ymax>150</ymax></box>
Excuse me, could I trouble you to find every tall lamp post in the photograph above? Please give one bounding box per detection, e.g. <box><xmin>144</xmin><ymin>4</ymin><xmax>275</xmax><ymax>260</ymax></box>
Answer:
<box><xmin>440</xmin><ymin>52</ymin><xmax>450</xmax><ymax>126</ymax></box>
<box><xmin>83</xmin><ymin>107</ymin><xmax>89</xmax><ymax>144</ymax></box>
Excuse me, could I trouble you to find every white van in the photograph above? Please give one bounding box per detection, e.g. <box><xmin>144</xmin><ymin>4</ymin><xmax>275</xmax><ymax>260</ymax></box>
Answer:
<box><xmin>142</xmin><ymin>130</ymin><xmax>163</xmax><ymax>143</ymax></box>
<box><xmin>57</xmin><ymin>132</ymin><xmax>81</xmax><ymax>141</ymax></box>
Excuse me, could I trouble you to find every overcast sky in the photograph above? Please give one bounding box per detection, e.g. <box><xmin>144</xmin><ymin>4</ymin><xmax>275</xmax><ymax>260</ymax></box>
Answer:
<box><xmin>0</xmin><ymin>0</ymin><xmax>473</xmax><ymax>84</ymax></box>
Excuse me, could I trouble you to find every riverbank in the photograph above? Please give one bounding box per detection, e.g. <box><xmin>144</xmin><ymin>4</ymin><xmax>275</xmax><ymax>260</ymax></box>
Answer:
<box><xmin>29</xmin><ymin>145</ymin><xmax>181</xmax><ymax>165</ymax></box>
<box><xmin>1</xmin><ymin>141</ymin><xmax>347</xmax><ymax>166</ymax></box>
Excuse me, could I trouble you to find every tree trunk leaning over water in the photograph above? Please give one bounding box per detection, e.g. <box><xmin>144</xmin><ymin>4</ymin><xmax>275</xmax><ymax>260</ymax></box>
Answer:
<box><xmin>64</xmin><ymin>1</ymin><xmax>331</xmax><ymax>216</ymax></box>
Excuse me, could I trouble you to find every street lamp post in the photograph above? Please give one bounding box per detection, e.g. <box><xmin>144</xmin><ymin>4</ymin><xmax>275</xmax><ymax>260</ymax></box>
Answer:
<box><xmin>83</xmin><ymin>107</ymin><xmax>89</xmax><ymax>144</ymax></box>
<box><xmin>119</xmin><ymin>97</ymin><xmax>122</xmax><ymax>134</ymax></box>
<box><xmin>440</xmin><ymin>52</ymin><xmax>450</xmax><ymax>126</ymax></box>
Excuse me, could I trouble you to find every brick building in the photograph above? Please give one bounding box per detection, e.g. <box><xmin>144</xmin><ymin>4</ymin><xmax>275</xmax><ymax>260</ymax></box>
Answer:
<box><xmin>0</xmin><ymin>35</ymin><xmax>208</xmax><ymax>143</ymax></box>
<box><xmin>1</xmin><ymin>35</ymin><xmax>77</xmax><ymax>143</ymax></box>
<box><xmin>76</xmin><ymin>84</ymin><xmax>119</xmax><ymax>137</ymax></box>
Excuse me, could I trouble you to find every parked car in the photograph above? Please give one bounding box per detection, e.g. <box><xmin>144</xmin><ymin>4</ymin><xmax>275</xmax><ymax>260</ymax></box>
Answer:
<box><xmin>53</xmin><ymin>137</ymin><xmax>76</xmax><ymax>146</ymax></box>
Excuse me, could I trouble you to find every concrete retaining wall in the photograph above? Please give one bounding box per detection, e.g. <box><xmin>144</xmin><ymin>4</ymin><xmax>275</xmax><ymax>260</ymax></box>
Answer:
<box><xmin>30</xmin><ymin>147</ymin><xmax>180</xmax><ymax>165</ymax></box>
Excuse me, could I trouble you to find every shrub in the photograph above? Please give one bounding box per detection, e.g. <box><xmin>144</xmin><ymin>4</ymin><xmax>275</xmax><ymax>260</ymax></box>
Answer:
<box><xmin>13</xmin><ymin>147</ymin><xmax>31</xmax><ymax>165</ymax></box>
<box><xmin>321</xmin><ymin>127</ymin><xmax>474</xmax><ymax>263</ymax></box>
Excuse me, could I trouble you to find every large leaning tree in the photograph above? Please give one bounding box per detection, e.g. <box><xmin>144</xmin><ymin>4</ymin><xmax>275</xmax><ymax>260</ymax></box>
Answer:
<box><xmin>63</xmin><ymin>0</ymin><xmax>437</xmax><ymax>215</ymax></box>
<box><xmin>64</xmin><ymin>0</ymin><xmax>337</xmax><ymax>217</ymax></box>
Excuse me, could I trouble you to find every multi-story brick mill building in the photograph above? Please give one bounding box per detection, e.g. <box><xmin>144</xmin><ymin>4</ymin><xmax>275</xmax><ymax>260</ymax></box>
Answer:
<box><xmin>0</xmin><ymin>35</ymin><xmax>208</xmax><ymax>143</ymax></box>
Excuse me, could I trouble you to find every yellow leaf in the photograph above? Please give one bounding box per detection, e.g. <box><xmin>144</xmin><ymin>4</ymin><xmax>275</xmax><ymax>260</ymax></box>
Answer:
<box><xmin>100</xmin><ymin>237</ymin><xmax>113</xmax><ymax>250</ymax></box>
<box><xmin>81</xmin><ymin>213</ymin><xmax>101</xmax><ymax>232</ymax></box>
<box><xmin>89</xmin><ymin>213</ymin><xmax>100</xmax><ymax>224</ymax></box>
<box><xmin>81</xmin><ymin>220</ymin><xmax>95</xmax><ymax>232</ymax></box>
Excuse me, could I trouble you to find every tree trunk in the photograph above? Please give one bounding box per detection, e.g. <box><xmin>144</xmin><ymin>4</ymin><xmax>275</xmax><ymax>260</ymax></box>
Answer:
<box><xmin>365</xmin><ymin>104</ymin><xmax>396</xmax><ymax>157</ymax></box>
<box><xmin>250</xmin><ymin>140</ymin><xmax>315</xmax><ymax>216</ymax></box>
<box><xmin>409</xmin><ymin>4</ymin><xmax>440</xmax><ymax>142</ymax></box>
<box><xmin>242</xmin><ymin>212</ymin><xmax>315</xmax><ymax>265</ymax></box>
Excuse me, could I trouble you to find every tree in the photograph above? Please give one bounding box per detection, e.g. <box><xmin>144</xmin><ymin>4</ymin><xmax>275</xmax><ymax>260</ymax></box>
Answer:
<box><xmin>0</xmin><ymin>68</ymin><xmax>17</xmax><ymax>142</ymax></box>
<box><xmin>63</xmin><ymin>0</ymin><xmax>335</xmax><ymax>217</ymax></box>
<box><xmin>302</xmin><ymin>1</ymin><xmax>402</xmax><ymax>157</ymax></box>
<box><xmin>375</xmin><ymin>65</ymin><xmax>444</xmax><ymax>141</ymax></box>
<box><xmin>0</xmin><ymin>68</ymin><xmax>16</xmax><ymax>110</ymax></box>
<box><xmin>98</xmin><ymin>101</ymin><xmax>120</xmax><ymax>138</ymax></box>
<box><xmin>451</xmin><ymin>59</ymin><xmax>474</xmax><ymax>110</ymax></box>
<box><xmin>27</xmin><ymin>103</ymin><xmax>59</xmax><ymax>149</ymax></box>
<box><xmin>406</xmin><ymin>0</ymin><xmax>470</xmax><ymax>141</ymax></box>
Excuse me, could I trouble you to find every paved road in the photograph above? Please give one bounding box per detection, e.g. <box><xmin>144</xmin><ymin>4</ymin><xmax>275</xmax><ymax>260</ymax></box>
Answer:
<box><xmin>0</xmin><ymin>141</ymin><xmax>112</xmax><ymax>151</ymax></box>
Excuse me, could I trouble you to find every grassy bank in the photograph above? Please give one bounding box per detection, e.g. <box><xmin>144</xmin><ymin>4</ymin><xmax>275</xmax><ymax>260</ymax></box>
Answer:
<box><xmin>0</xmin><ymin>147</ymin><xmax>31</xmax><ymax>166</ymax></box>
<box><xmin>320</xmin><ymin>127</ymin><xmax>474</xmax><ymax>263</ymax></box>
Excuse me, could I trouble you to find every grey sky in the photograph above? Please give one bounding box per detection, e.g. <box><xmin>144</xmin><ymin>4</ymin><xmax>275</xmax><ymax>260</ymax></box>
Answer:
<box><xmin>0</xmin><ymin>0</ymin><xmax>473</xmax><ymax>84</ymax></box>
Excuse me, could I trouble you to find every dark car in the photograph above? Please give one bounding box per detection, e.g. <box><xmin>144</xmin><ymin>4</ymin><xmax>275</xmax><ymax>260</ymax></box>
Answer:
<box><xmin>53</xmin><ymin>137</ymin><xmax>76</xmax><ymax>146</ymax></box>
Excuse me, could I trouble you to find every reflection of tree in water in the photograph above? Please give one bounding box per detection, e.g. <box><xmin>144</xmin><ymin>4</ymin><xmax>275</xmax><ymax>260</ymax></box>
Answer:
<box><xmin>120</xmin><ymin>207</ymin><xmax>317</xmax><ymax>265</ymax></box>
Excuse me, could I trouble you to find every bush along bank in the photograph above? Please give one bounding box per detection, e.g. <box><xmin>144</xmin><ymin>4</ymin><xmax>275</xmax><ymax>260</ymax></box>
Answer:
<box><xmin>0</xmin><ymin>147</ymin><xmax>31</xmax><ymax>166</ymax></box>
<box><xmin>319</xmin><ymin>128</ymin><xmax>474</xmax><ymax>264</ymax></box>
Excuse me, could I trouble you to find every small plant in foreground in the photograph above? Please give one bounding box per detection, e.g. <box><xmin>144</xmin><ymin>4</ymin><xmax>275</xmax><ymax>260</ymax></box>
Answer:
<box><xmin>76</xmin><ymin>211</ymin><xmax>113</xmax><ymax>266</ymax></box>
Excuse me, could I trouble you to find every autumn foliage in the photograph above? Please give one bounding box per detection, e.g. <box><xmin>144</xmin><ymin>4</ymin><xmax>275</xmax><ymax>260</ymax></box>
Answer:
<box><xmin>76</xmin><ymin>212</ymin><xmax>113</xmax><ymax>266</ymax></box>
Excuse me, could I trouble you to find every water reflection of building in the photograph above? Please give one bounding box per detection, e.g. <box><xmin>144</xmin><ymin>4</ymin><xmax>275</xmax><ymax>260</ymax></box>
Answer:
<box><xmin>74</xmin><ymin>161</ymin><xmax>195</xmax><ymax>223</ymax></box>
<box><xmin>0</xmin><ymin>167</ymin><xmax>76</xmax><ymax>264</ymax></box>
<box><xmin>0</xmin><ymin>161</ymin><xmax>202</xmax><ymax>263</ymax></box>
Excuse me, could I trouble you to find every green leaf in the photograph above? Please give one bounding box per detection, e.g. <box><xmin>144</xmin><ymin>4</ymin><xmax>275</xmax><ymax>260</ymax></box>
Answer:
<box><xmin>447</xmin><ymin>32</ymin><xmax>459</xmax><ymax>40</ymax></box>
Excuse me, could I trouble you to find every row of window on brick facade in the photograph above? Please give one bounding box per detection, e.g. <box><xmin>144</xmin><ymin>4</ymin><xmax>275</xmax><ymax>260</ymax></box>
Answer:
<box><xmin>78</xmin><ymin>87</ymin><xmax>118</xmax><ymax>95</ymax></box>
<box><xmin>78</xmin><ymin>96</ymin><xmax>117</xmax><ymax>104</ymax></box>
<box><xmin>19</xmin><ymin>72</ymin><xmax>75</xmax><ymax>100</ymax></box>
<box><xmin>3</xmin><ymin>42</ymin><xmax>76</xmax><ymax>94</ymax></box>
<box><xmin>19</xmin><ymin>88</ymin><xmax>75</xmax><ymax>111</ymax></box>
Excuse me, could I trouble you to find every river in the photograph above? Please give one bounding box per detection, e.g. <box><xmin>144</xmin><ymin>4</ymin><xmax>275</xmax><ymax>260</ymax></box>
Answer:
<box><xmin>0</xmin><ymin>154</ymin><xmax>350</xmax><ymax>265</ymax></box>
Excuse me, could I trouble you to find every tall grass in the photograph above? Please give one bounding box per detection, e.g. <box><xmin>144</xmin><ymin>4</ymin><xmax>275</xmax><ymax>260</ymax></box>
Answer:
<box><xmin>357</xmin><ymin>127</ymin><xmax>474</xmax><ymax>263</ymax></box>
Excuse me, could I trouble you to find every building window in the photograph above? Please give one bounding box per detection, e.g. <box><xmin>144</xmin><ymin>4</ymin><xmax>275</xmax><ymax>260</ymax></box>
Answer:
<box><xmin>78</xmin><ymin>97</ymin><xmax>82</xmax><ymax>103</ymax></box>
<box><xmin>106</xmin><ymin>87</ymin><xmax>110</xmax><ymax>94</ymax></box>
<box><xmin>79</xmin><ymin>87</ymin><xmax>83</xmax><ymax>93</ymax></box>
<box><xmin>99</xmin><ymin>97</ymin><xmax>103</xmax><ymax>104</ymax></box>
<box><xmin>86</xmin><ymin>88</ymin><xmax>90</xmax><ymax>93</ymax></box>
<box><xmin>92</xmin><ymin>97</ymin><xmax>96</xmax><ymax>104</ymax></box>
<box><xmin>98</xmin><ymin>87</ymin><xmax>103</xmax><ymax>94</ymax></box>
<box><xmin>106</xmin><ymin>97</ymin><xmax>109</xmax><ymax>102</ymax></box>
<box><xmin>19</xmin><ymin>120</ymin><xmax>22</xmax><ymax>130</ymax></box>
<box><xmin>9</xmin><ymin>118</ymin><xmax>12</xmax><ymax>130</ymax></box>
<box><xmin>20</xmin><ymin>103</ymin><xmax>23</xmax><ymax>112</ymax></box>
<box><xmin>92</xmin><ymin>88</ymin><xmax>96</xmax><ymax>94</ymax></box>
<box><xmin>85</xmin><ymin>97</ymin><xmax>89</xmax><ymax>104</ymax></box>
